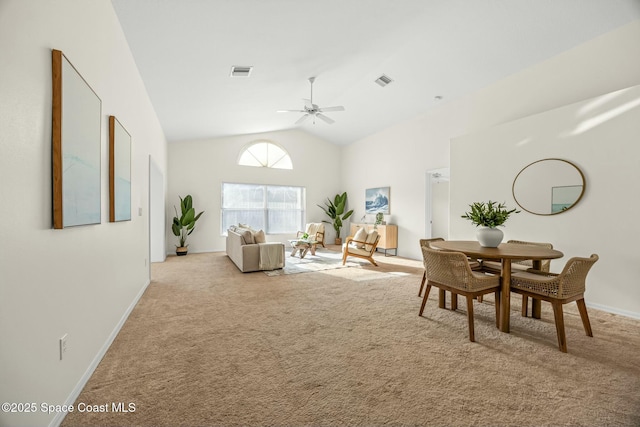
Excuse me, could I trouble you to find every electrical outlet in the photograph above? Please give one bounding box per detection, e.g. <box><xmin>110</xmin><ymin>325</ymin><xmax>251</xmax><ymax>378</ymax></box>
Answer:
<box><xmin>60</xmin><ymin>334</ymin><xmax>68</xmax><ymax>360</ymax></box>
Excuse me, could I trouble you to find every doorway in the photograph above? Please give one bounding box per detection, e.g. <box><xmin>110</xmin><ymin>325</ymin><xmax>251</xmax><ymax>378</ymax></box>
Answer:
<box><xmin>425</xmin><ymin>168</ymin><xmax>450</xmax><ymax>239</ymax></box>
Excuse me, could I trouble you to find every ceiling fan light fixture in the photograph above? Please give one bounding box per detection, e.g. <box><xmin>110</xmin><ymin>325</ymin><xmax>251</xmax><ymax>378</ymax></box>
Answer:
<box><xmin>374</xmin><ymin>74</ymin><xmax>393</xmax><ymax>87</ymax></box>
<box><xmin>230</xmin><ymin>66</ymin><xmax>253</xmax><ymax>77</ymax></box>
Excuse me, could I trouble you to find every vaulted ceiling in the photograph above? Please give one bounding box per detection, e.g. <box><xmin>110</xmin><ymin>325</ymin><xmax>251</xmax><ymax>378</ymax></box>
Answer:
<box><xmin>111</xmin><ymin>0</ymin><xmax>640</xmax><ymax>145</ymax></box>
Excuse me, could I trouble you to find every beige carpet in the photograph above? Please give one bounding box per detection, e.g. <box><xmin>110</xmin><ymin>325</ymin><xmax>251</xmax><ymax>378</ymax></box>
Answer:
<box><xmin>62</xmin><ymin>249</ymin><xmax>640</xmax><ymax>427</ymax></box>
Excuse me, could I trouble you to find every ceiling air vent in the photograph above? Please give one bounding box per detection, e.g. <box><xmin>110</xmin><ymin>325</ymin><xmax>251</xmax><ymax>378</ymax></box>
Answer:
<box><xmin>230</xmin><ymin>66</ymin><xmax>253</xmax><ymax>77</ymax></box>
<box><xmin>374</xmin><ymin>74</ymin><xmax>393</xmax><ymax>87</ymax></box>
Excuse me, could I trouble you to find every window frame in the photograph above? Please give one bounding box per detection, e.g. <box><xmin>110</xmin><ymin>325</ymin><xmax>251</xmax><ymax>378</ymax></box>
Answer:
<box><xmin>221</xmin><ymin>182</ymin><xmax>306</xmax><ymax>235</ymax></box>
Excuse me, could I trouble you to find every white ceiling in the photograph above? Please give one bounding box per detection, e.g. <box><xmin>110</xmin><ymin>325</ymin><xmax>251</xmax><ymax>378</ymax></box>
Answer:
<box><xmin>111</xmin><ymin>0</ymin><xmax>640</xmax><ymax>145</ymax></box>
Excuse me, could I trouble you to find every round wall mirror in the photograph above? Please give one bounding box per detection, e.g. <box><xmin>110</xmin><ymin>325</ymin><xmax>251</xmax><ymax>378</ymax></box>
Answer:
<box><xmin>512</xmin><ymin>158</ymin><xmax>585</xmax><ymax>215</ymax></box>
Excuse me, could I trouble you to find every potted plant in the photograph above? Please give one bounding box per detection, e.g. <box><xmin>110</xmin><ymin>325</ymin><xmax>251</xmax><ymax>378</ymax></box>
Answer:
<box><xmin>318</xmin><ymin>192</ymin><xmax>354</xmax><ymax>245</ymax></box>
<box><xmin>171</xmin><ymin>194</ymin><xmax>204</xmax><ymax>255</ymax></box>
<box><xmin>461</xmin><ymin>200</ymin><xmax>519</xmax><ymax>247</ymax></box>
<box><xmin>374</xmin><ymin>212</ymin><xmax>384</xmax><ymax>229</ymax></box>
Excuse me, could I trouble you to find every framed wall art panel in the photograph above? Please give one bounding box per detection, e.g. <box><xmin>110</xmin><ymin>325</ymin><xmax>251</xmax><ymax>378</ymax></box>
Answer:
<box><xmin>52</xmin><ymin>49</ymin><xmax>102</xmax><ymax>228</ymax></box>
<box><xmin>365</xmin><ymin>187</ymin><xmax>390</xmax><ymax>214</ymax></box>
<box><xmin>109</xmin><ymin>116</ymin><xmax>132</xmax><ymax>222</ymax></box>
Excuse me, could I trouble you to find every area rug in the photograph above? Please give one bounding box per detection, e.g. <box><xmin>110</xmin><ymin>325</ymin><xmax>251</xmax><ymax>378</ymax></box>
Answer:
<box><xmin>264</xmin><ymin>247</ymin><xmax>369</xmax><ymax>276</ymax></box>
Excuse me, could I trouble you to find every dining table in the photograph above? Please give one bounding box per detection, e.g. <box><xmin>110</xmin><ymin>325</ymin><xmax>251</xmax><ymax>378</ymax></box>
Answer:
<box><xmin>429</xmin><ymin>240</ymin><xmax>564</xmax><ymax>333</ymax></box>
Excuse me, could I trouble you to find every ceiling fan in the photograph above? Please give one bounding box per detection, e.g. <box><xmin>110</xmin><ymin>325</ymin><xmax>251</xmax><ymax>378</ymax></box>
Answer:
<box><xmin>277</xmin><ymin>77</ymin><xmax>345</xmax><ymax>125</ymax></box>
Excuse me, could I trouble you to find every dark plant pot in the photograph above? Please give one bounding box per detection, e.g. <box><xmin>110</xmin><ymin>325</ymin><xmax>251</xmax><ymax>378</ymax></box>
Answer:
<box><xmin>176</xmin><ymin>246</ymin><xmax>188</xmax><ymax>256</ymax></box>
<box><xmin>335</xmin><ymin>238</ymin><xmax>342</xmax><ymax>245</ymax></box>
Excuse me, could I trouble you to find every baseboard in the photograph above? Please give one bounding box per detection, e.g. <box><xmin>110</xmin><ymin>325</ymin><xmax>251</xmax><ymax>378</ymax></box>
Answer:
<box><xmin>587</xmin><ymin>301</ymin><xmax>640</xmax><ymax>320</ymax></box>
<box><xmin>50</xmin><ymin>279</ymin><xmax>151</xmax><ymax>427</ymax></box>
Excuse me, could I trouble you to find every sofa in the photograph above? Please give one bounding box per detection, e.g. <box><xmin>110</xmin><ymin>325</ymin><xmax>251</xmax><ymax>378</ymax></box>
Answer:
<box><xmin>226</xmin><ymin>226</ymin><xmax>285</xmax><ymax>273</ymax></box>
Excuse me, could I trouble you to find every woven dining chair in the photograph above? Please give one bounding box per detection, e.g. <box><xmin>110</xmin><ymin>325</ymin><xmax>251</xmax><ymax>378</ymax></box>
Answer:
<box><xmin>480</xmin><ymin>240</ymin><xmax>553</xmax><ymax>312</ymax></box>
<box><xmin>418</xmin><ymin>238</ymin><xmax>482</xmax><ymax>312</ymax></box>
<box><xmin>419</xmin><ymin>247</ymin><xmax>501</xmax><ymax>342</ymax></box>
<box><xmin>510</xmin><ymin>254</ymin><xmax>599</xmax><ymax>353</ymax></box>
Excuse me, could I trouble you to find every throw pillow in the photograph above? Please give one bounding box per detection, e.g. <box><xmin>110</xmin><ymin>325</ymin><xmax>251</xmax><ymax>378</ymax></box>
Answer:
<box><xmin>365</xmin><ymin>230</ymin><xmax>379</xmax><ymax>252</ymax></box>
<box><xmin>353</xmin><ymin>227</ymin><xmax>368</xmax><ymax>249</ymax></box>
<box><xmin>239</xmin><ymin>228</ymin><xmax>255</xmax><ymax>245</ymax></box>
<box><xmin>253</xmin><ymin>229</ymin><xmax>266</xmax><ymax>244</ymax></box>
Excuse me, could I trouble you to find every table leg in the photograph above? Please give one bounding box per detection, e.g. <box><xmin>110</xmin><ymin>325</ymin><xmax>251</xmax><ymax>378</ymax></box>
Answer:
<box><xmin>300</xmin><ymin>246</ymin><xmax>309</xmax><ymax>258</ymax></box>
<box><xmin>531</xmin><ymin>260</ymin><xmax>542</xmax><ymax>318</ymax></box>
<box><xmin>290</xmin><ymin>247</ymin><xmax>299</xmax><ymax>257</ymax></box>
<box><xmin>500</xmin><ymin>259</ymin><xmax>512</xmax><ymax>333</ymax></box>
<box><xmin>310</xmin><ymin>244</ymin><xmax>316</xmax><ymax>256</ymax></box>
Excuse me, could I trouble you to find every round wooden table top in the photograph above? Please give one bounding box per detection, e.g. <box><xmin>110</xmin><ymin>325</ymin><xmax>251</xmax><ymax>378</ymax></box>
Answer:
<box><xmin>430</xmin><ymin>240</ymin><xmax>564</xmax><ymax>261</ymax></box>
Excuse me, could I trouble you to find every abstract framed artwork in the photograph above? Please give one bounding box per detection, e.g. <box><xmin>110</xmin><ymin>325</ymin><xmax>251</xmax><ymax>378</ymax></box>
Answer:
<box><xmin>109</xmin><ymin>116</ymin><xmax>132</xmax><ymax>222</ymax></box>
<box><xmin>52</xmin><ymin>49</ymin><xmax>102</xmax><ymax>228</ymax></box>
<box><xmin>365</xmin><ymin>187</ymin><xmax>390</xmax><ymax>214</ymax></box>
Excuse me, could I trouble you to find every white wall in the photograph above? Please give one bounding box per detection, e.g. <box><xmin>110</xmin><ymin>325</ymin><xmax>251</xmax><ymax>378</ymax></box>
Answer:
<box><xmin>0</xmin><ymin>1</ymin><xmax>167</xmax><ymax>426</ymax></box>
<box><xmin>341</xmin><ymin>20</ymin><xmax>640</xmax><ymax>316</ymax></box>
<box><xmin>167</xmin><ymin>129</ymin><xmax>342</xmax><ymax>253</ymax></box>
<box><xmin>451</xmin><ymin>84</ymin><xmax>640</xmax><ymax>317</ymax></box>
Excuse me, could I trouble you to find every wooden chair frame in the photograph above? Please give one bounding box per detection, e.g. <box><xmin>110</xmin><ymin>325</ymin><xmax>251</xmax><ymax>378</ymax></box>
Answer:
<box><xmin>342</xmin><ymin>235</ymin><xmax>380</xmax><ymax>266</ymax></box>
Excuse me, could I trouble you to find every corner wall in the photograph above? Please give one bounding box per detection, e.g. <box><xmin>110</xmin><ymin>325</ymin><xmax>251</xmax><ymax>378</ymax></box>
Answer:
<box><xmin>0</xmin><ymin>1</ymin><xmax>167</xmax><ymax>426</ymax></box>
<box><xmin>167</xmin><ymin>129</ymin><xmax>342</xmax><ymax>253</ymax></box>
<box><xmin>341</xmin><ymin>20</ymin><xmax>640</xmax><ymax>316</ymax></box>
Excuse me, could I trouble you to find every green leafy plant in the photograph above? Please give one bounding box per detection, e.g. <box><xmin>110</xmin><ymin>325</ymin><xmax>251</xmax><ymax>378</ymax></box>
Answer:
<box><xmin>375</xmin><ymin>212</ymin><xmax>384</xmax><ymax>225</ymax></box>
<box><xmin>318</xmin><ymin>192</ymin><xmax>354</xmax><ymax>240</ymax></box>
<box><xmin>461</xmin><ymin>200</ymin><xmax>519</xmax><ymax>228</ymax></box>
<box><xmin>172</xmin><ymin>194</ymin><xmax>204</xmax><ymax>247</ymax></box>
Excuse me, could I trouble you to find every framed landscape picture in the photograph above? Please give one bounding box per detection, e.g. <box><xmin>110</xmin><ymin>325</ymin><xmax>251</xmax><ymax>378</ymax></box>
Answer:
<box><xmin>109</xmin><ymin>116</ymin><xmax>132</xmax><ymax>222</ymax></box>
<box><xmin>52</xmin><ymin>49</ymin><xmax>102</xmax><ymax>228</ymax></box>
<box><xmin>365</xmin><ymin>187</ymin><xmax>390</xmax><ymax>214</ymax></box>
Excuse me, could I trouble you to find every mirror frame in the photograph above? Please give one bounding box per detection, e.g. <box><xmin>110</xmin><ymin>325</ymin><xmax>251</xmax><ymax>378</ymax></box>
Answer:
<box><xmin>512</xmin><ymin>158</ymin><xmax>586</xmax><ymax>216</ymax></box>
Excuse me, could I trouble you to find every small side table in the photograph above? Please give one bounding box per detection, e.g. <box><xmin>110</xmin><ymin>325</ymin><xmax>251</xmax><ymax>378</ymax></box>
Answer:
<box><xmin>288</xmin><ymin>239</ymin><xmax>318</xmax><ymax>259</ymax></box>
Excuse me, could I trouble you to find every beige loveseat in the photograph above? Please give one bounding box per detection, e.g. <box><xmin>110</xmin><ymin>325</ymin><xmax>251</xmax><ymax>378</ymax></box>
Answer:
<box><xmin>226</xmin><ymin>226</ymin><xmax>285</xmax><ymax>273</ymax></box>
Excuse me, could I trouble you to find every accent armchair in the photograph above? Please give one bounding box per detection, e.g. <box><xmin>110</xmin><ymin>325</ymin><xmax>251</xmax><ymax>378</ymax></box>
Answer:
<box><xmin>342</xmin><ymin>228</ymin><xmax>380</xmax><ymax>266</ymax></box>
<box><xmin>297</xmin><ymin>223</ymin><xmax>325</xmax><ymax>247</ymax></box>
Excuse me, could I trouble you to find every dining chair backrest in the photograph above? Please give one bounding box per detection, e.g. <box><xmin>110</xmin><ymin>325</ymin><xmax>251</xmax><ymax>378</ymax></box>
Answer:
<box><xmin>556</xmin><ymin>254</ymin><xmax>599</xmax><ymax>298</ymax></box>
<box><xmin>508</xmin><ymin>240</ymin><xmax>553</xmax><ymax>271</ymax></box>
<box><xmin>419</xmin><ymin>238</ymin><xmax>445</xmax><ymax>269</ymax></box>
<box><xmin>422</xmin><ymin>246</ymin><xmax>477</xmax><ymax>291</ymax></box>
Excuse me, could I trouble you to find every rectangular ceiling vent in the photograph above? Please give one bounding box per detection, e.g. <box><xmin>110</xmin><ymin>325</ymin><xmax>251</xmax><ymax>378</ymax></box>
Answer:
<box><xmin>230</xmin><ymin>66</ymin><xmax>253</xmax><ymax>77</ymax></box>
<box><xmin>374</xmin><ymin>74</ymin><xmax>393</xmax><ymax>87</ymax></box>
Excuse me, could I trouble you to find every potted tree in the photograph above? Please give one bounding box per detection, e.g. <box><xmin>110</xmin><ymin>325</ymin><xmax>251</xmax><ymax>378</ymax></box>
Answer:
<box><xmin>461</xmin><ymin>200</ymin><xmax>519</xmax><ymax>247</ymax></box>
<box><xmin>318</xmin><ymin>192</ymin><xmax>354</xmax><ymax>245</ymax></box>
<box><xmin>171</xmin><ymin>194</ymin><xmax>204</xmax><ymax>255</ymax></box>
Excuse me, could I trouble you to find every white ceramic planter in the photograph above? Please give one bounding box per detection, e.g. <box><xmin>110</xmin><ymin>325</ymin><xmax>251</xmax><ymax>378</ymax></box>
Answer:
<box><xmin>476</xmin><ymin>227</ymin><xmax>504</xmax><ymax>248</ymax></box>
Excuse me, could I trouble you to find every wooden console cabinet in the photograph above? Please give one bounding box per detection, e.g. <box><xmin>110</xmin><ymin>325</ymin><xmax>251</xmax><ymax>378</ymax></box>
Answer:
<box><xmin>349</xmin><ymin>223</ymin><xmax>398</xmax><ymax>256</ymax></box>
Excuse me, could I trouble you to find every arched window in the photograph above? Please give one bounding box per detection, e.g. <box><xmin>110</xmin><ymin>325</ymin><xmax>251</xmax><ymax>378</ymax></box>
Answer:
<box><xmin>238</xmin><ymin>140</ymin><xmax>292</xmax><ymax>169</ymax></box>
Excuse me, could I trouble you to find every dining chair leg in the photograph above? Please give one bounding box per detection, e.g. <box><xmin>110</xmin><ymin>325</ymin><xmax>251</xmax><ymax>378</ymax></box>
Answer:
<box><xmin>466</xmin><ymin>296</ymin><xmax>475</xmax><ymax>342</ymax></box>
<box><xmin>551</xmin><ymin>301</ymin><xmax>567</xmax><ymax>353</ymax></box>
<box><xmin>419</xmin><ymin>284</ymin><xmax>432</xmax><ymax>316</ymax></box>
<box><xmin>451</xmin><ymin>293</ymin><xmax>458</xmax><ymax>311</ymax></box>
<box><xmin>576</xmin><ymin>298</ymin><xmax>593</xmax><ymax>337</ymax></box>
<box><xmin>494</xmin><ymin>291</ymin><xmax>501</xmax><ymax>328</ymax></box>
<box><xmin>438</xmin><ymin>289</ymin><xmax>446</xmax><ymax>309</ymax></box>
<box><xmin>418</xmin><ymin>272</ymin><xmax>426</xmax><ymax>297</ymax></box>
<box><xmin>521</xmin><ymin>295</ymin><xmax>529</xmax><ymax>317</ymax></box>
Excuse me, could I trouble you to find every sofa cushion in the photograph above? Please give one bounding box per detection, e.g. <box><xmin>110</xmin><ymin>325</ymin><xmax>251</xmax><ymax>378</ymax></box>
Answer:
<box><xmin>238</xmin><ymin>228</ymin><xmax>255</xmax><ymax>244</ymax></box>
<box><xmin>365</xmin><ymin>230</ymin><xmax>379</xmax><ymax>252</ymax></box>
<box><xmin>253</xmin><ymin>229</ymin><xmax>266</xmax><ymax>244</ymax></box>
<box><xmin>353</xmin><ymin>227</ymin><xmax>368</xmax><ymax>249</ymax></box>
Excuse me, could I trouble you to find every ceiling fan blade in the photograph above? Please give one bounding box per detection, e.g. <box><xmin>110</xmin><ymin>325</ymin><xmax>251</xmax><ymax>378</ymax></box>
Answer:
<box><xmin>277</xmin><ymin>109</ymin><xmax>306</xmax><ymax>113</ymax></box>
<box><xmin>295</xmin><ymin>114</ymin><xmax>311</xmax><ymax>125</ymax></box>
<box><xmin>316</xmin><ymin>113</ymin><xmax>335</xmax><ymax>124</ymax></box>
<box><xmin>318</xmin><ymin>106</ymin><xmax>345</xmax><ymax>112</ymax></box>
